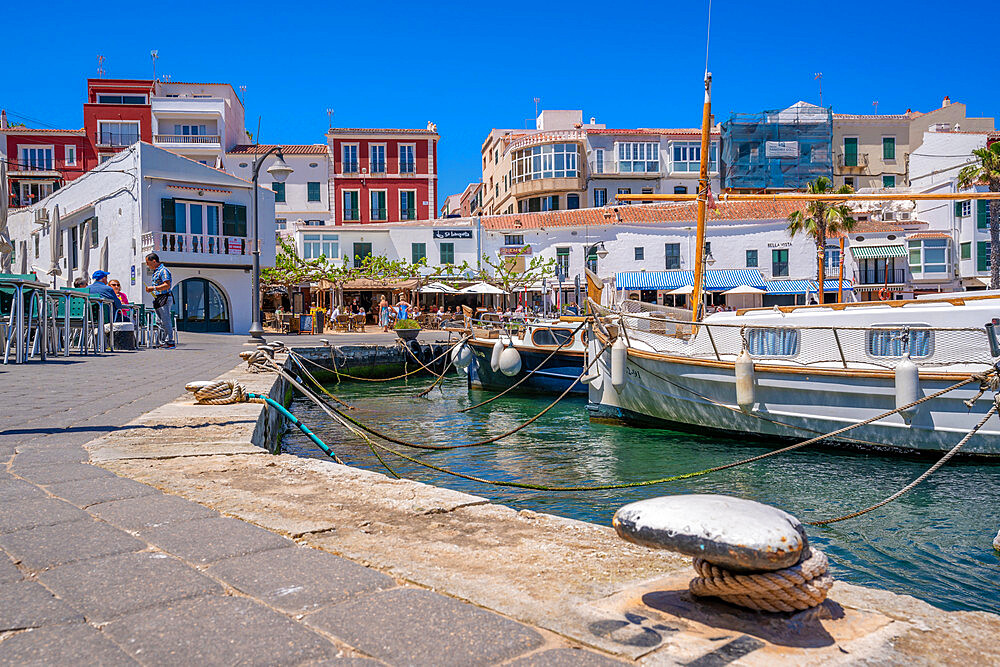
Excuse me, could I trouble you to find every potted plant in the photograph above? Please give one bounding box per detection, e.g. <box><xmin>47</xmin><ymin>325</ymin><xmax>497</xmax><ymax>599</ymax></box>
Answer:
<box><xmin>394</xmin><ymin>318</ymin><xmax>421</xmax><ymax>341</ymax></box>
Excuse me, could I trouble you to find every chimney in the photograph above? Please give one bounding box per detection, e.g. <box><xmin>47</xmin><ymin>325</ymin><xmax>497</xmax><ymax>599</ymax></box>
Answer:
<box><xmin>942</xmin><ymin>96</ymin><xmax>951</xmax><ymax>108</ymax></box>
<box><xmin>0</xmin><ymin>109</ymin><xmax>6</xmax><ymax>129</ymax></box>
<box><xmin>590</xmin><ymin>116</ymin><xmax>596</xmax><ymax>124</ymax></box>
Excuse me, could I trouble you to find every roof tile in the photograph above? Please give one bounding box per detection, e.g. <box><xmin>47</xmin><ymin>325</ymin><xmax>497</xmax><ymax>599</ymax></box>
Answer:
<box><xmin>227</xmin><ymin>144</ymin><xmax>327</xmax><ymax>155</ymax></box>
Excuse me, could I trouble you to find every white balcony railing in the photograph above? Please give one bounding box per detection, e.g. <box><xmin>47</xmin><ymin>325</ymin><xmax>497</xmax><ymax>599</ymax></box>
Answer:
<box><xmin>141</xmin><ymin>232</ymin><xmax>248</xmax><ymax>256</ymax></box>
<box><xmin>506</xmin><ymin>130</ymin><xmax>586</xmax><ymax>153</ymax></box>
<box><xmin>153</xmin><ymin>134</ymin><xmax>222</xmax><ymax>145</ymax></box>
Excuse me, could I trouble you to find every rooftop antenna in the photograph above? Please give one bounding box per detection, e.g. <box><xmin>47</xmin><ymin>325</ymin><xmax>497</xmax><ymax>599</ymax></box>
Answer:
<box><xmin>97</xmin><ymin>55</ymin><xmax>105</xmax><ymax>78</ymax></box>
<box><xmin>150</xmin><ymin>50</ymin><xmax>158</xmax><ymax>80</ymax></box>
<box><xmin>814</xmin><ymin>72</ymin><xmax>823</xmax><ymax>107</ymax></box>
<box><xmin>327</xmin><ymin>108</ymin><xmax>334</xmax><ymax>130</ymax></box>
<box><xmin>872</xmin><ymin>100</ymin><xmax>879</xmax><ymax>115</ymax></box>
<box><xmin>239</xmin><ymin>85</ymin><xmax>246</xmax><ymax>106</ymax></box>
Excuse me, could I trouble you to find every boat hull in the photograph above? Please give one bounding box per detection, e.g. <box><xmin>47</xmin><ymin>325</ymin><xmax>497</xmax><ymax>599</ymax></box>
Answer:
<box><xmin>587</xmin><ymin>340</ymin><xmax>1000</xmax><ymax>456</ymax></box>
<box><xmin>467</xmin><ymin>339</ymin><xmax>586</xmax><ymax>396</ymax></box>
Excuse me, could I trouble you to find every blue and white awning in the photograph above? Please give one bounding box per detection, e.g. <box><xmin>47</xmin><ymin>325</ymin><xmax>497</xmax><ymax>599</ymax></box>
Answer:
<box><xmin>763</xmin><ymin>280</ymin><xmax>815</xmax><ymax>295</ymax></box>
<box><xmin>616</xmin><ymin>269</ymin><xmax>766</xmax><ymax>292</ymax></box>
<box><xmin>819</xmin><ymin>279</ymin><xmax>854</xmax><ymax>292</ymax></box>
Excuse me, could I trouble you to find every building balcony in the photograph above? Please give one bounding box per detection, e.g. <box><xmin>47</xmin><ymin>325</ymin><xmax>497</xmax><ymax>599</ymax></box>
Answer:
<box><xmin>8</xmin><ymin>164</ymin><xmax>61</xmax><ymax>178</ymax></box>
<box><xmin>507</xmin><ymin>130</ymin><xmax>585</xmax><ymax>153</ymax></box>
<box><xmin>141</xmin><ymin>231</ymin><xmax>251</xmax><ymax>265</ymax></box>
<box><xmin>854</xmin><ymin>268</ymin><xmax>906</xmax><ymax>285</ymax></box>
<box><xmin>94</xmin><ymin>132</ymin><xmax>139</xmax><ymax>149</ymax></box>
<box><xmin>153</xmin><ymin>134</ymin><xmax>222</xmax><ymax>147</ymax></box>
<box><xmin>510</xmin><ymin>176</ymin><xmax>583</xmax><ymax>199</ymax></box>
<box><xmin>836</xmin><ymin>152</ymin><xmax>870</xmax><ymax>171</ymax></box>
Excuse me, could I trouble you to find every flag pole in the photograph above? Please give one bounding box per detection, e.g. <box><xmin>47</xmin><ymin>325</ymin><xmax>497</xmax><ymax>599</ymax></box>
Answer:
<box><xmin>691</xmin><ymin>72</ymin><xmax>712</xmax><ymax>323</ymax></box>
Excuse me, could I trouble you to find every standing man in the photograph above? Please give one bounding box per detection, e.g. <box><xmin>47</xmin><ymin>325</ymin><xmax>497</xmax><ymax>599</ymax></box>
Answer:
<box><xmin>144</xmin><ymin>253</ymin><xmax>175</xmax><ymax>349</ymax></box>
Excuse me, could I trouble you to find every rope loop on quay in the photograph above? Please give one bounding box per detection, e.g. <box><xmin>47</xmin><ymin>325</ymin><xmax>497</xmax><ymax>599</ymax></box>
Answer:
<box><xmin>690</xmin><ymin>549</ymin><xmax>834</xmax><ymax>612</ymax></box>
<box><xmin>184</xmin><ymin>380</ymin><xmax>260</xmax><ymax>405</ymax></box>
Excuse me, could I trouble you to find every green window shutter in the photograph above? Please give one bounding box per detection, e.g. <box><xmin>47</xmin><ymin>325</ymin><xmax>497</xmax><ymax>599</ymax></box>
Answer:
<box><xmin>978</xmin><ymin>201</ymin><xmax>989</xmax><ymax>229</ymax></box>
<box><xmin>161</xmin><ymin>198</ymin><xmax>175</xmax><ymax>232</ymax></box>
<box><xmin>961</xmin><ymin>241</ymin><xmax>971</xmax><ymax>260</ymax></box>
<box><xmin>844</xmin><ymin>138</ymin><xmax>858</xmax><ymax>167</ymax></box>
<box><xmin>882</xmin><ymin>137</ymin><xmax>895</xmax><ymax>160</ymax></box>
<box><xmin>307</xmin><ymin>182</ymin><xmax>321</xmax><ymax>202</ymax></box>
<box><xmin>272</xmin><ymin>182</ymin><xmax>285</xmax><ymax>203</ymax></box>
<box><xmin>222</xmin><ymin>204</ymin><xmax>247</xmax><ymax>236</ymax></box>
<box><xmin>955</xmin><ymin>201</ymin><xmax>964</xmax><ymax>217</ymax></box>
<box><xmin>977</xmin><ymin>241</ymin><xmax>990</xmax><ymax>272</ymax></box>
<box><xmin>440</xmin><ymin>242</ymin><xmax>454</xmax><ymax>265</ymax></box>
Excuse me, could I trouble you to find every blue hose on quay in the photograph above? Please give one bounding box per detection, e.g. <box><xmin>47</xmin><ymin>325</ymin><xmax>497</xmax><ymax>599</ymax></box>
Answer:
<box><xmin>248</xmin><ymin>392</ymin><xmax>338</xmax><ymax>460</ymax></box>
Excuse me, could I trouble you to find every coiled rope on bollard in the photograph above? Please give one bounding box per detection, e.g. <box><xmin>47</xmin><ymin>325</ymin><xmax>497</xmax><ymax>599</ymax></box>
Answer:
<box><xmin>184</xmin><ymin>380</ymin><xmax>259</xmax><ymax>405</ymax></box>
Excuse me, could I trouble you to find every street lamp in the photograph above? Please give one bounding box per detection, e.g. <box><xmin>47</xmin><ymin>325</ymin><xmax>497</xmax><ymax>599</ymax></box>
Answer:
<box><xmin>248</xmin><ymin>147</ymin><xmax>293</xmax><ymax>343</ymax></box>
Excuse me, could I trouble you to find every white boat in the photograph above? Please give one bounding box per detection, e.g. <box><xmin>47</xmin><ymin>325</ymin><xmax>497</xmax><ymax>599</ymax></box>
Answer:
<box><xmin>586</xmin><ymin>294</ymin><xmax>1000</xmax><ymax>456</ymax></box>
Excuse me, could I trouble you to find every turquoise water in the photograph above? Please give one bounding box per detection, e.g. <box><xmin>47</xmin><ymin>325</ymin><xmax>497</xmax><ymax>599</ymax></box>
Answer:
<box><xmin>284</xmin><ymin>375</ymin><xmax>1000</xmax><ymax>614</ymax></box>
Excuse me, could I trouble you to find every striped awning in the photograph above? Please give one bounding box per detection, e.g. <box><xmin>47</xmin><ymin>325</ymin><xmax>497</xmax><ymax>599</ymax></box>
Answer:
<box><xmin>763</xmin><ymin>280</ymin><xmax>814</xmax><ymax>295</ymax></box>
<box><xmin>819</xmin><ymin>279</ymin><xmax>854</xmax><ymax>292</ymax></box>
<box><xmin>616</xmin><ymin>269</ymin><xmax>766</xmax><ymax>292</ymax></box>
<box><xmin>850</xmin><ymin>245</ymin><xmax>906</xmax><ymax>259</ymax></box>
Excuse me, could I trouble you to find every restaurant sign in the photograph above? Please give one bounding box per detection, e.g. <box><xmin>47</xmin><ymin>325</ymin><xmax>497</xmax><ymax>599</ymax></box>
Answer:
<box><xmin>498</xmin><ymin>245</ymin><xmax>533</xmax><ymax>256</ymax></box>
<box><xmin>433</xmin><ymin>229</ymin><xmax>473</xmax><ymax>239</ymax></box>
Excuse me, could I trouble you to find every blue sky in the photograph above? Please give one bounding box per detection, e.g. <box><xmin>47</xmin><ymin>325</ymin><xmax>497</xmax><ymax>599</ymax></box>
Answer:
<box><xmin>3</xmin><ymin>0</ymin><xmax>995</xmax><ymax>200</ymax></box>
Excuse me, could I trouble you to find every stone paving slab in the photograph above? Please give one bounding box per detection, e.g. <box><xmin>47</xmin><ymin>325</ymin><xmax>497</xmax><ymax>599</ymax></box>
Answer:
<box><xmin>103</xmin><ymin>596</ymin><xmax>339</xmax><ymax>665</ymax></box>
<box><xmin>11</xmin><ymin>446</ymin><xmax>88</xmax><ymax>465</ymax></box>
<box><xmin>0</xmin><ymin>553</ymin><xmax>22</xmax><ymax>584</ymax></box>
<box><xmin>206</xmin><ymin>546</ymin><xmax>395</xmax><ymax>614</ymax></box>
<box><xmin>41</xmin><ymin>475</ymin><xmax>158</xmax><ymax>508</ymax></box>
<box><xmin>0</xmin><ymin>581</ymin><xmax>84</xmax><ymax>631</ymax></box>
<box><xmin>0</xmin><ymin>520</ymin><xmax>144</xmax><ymax>571</ymax></box>
<box><xmin>0</xmin><ymin>478</ymin><xmax>47</xmax><ymax>502</ymax></box>
<box><xmin>88</xmin><ymin>493</ymin><xmax>217</xmax><ymax>532</ymax></box>
<box><xmin>10</xmin><ymin>462</ymin><xmax>115</xmax><ymax>485</ymax></box>
<box><xmin>0</xmin><ymin>623</ymin><xmax>138</xmax><ymax>665</ymax></box>
<box><xmin>137</xmin><ymin>515</ymin><xmax>294</xmax><ymax>564</ymax></box>
<box><xmin>305</xmin><ymin>587</ymin><xmax>545</xmax><ymax>666</ymax></box>
<box><xmin>38</xmin><ymin>551</ymin><xmax>224</xmax><ymax>624</ymax></box>
<box><xmin>507</xmin><ymin>648</ymin><xmax>627</xmax><ymax>666</ymax></box>
<box><xmin>0</xmin><ymin>497</ymin><xmax>91</xmax><ymax>535</ymax></box>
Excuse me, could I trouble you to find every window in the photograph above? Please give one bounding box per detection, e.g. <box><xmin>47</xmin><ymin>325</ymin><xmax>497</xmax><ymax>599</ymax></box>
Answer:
<box><xmin>276</xmin><ymin>218</ymin><xmax>287</xmax><ymax>230</ymax></box>
<box><xmin>531</xmin><ymin>328</ymin><xmax>575</xmax><ymax>347</ymax></box>
<box><xmin>746</xmin><ymin>249</ymin><xmax>758</xmax><ymax>268</ymax></box>
<box><xmin>271</xmin><ymin>182</ymin><xmax>286</xmax><ymax>203</ymax></box>
<box><xmin>342</xmin><ymin>144</ymin><xmax>359</xmax><ymax>173</ymax></box>
<box><xmin>370</xmin><ymin>191</ymin><xmax>387</xmax><ymax>220</ymax></box>
<box><xmin>641</xmin><ymin>187</ymin><xmax>654</xmax><ymax>203</ymax></box>
<box><xmin>961</xmin><ymin>241</ymin><xmax>971</xmax><ymax>260</ymax></box>
<box><xmin>440</xmin><ymin>242</ymin><xmax>455</xmax><ymax>265</ymax></box>
<box><xmin>670</xmin><ymin>141</ymin><xmax>718</xmax><ymax>172</ymax></box>
<box><xmin>618</xmin><ymin>187</ymin><xmax>631</xmax><ymax>205</ymax></box>
<box><xmin>504</xmin><ymin>235</ymin><xmax>525</xmax><ymax>246</ymax></box>
<box><xmin>665</xmin><ymin>243</ymin><xmax>681</xmax><ymax>270</ymax></box>
<box><xmin>343</xmin><ymin>190</ymin><xmax>359</xmax><ymax>221</ymax></box>
<box><xmin>567</xmin><ymin>193</ymin><xmax>580</xmax><ymax>210</ymax></box>
<box><xmin>909</xmin><ymin>238</ymin><xmax>949</xmax><ymax>274</ymax></box>
<box><xmin>634</xmin><ymin>247</ymin><xmax>645</xmax><ymax>261</ymax></box>
<box><xmin>511</xmin><ymin>143</ymin><xmax>578</xmax><ymax>182</ymax></box>
<box><xmin>868</xmin><ymin>327</ymin><xmax>932</xmax><ymax>358</ymax></box>
<box><xmin>977</xmin><ymin>201</ymin><xmax>991</xmax><ymax>230</ymax></box>
<box><xmin>411</xmin><ymin>242</ymin><xmax>427</xmax><ymax>264</ymax></box>
<box><xmin>64</xmin><ymin>145</ymin><xmax>77</xmax><ymax>166</ymax></box>
<box><xmin>594</xmin><ymin>188</ymin><xmax>607</xmax><ymax>207</ymax></box>
<box><xmin>594</xmin><ymin>149</ymin><xmax>605</xmax><ymax>174</ymax></box>
<box><xmin>307</xmin><ymin>182</ymin><xmax>321</xmax><ymax>202</ymax></box>
<box><xmin>18</xmin><ymin>182</ymin><xmax>53</xmax><ymax>206</ymax></box>
<box><xmin>99</xmin><ymin>154</ymin><xmax>112</xmax><ymax>164</ymax></box>
<box><xmin>956</xmin><ymin>200</ymin><xmax>971</xmax><ymax>218</ymax></box>
<box><xmin>96</xmin><ymin>94</ymin><xmax>146</xmax><ymax>105</ymax></box>
<box><xmin>19</xmin><ymin>146</ymin><xmax>53</xmax><ymax>170</ymax></box>
<box><xmin>772</xmin><ymin>249</ymin><xmax>789</xmax><ymax>277</ymax></box>
<box><xmin>89</xmin><ymin>216</ymin><xmax>99</xmax><ymax>247</ymax></box>
<box><xmin>556</xmin><ymin>247</ymin><xmax>570</xmax><ymax>277</ymax></box>
<box><xmin>303</xmin><ymin>233</ymin><xmax>339</xmax><ymax>260</ymax></box>
<box><xmin>674</xmin><ymin>186</ymin><xmax>687</xmax><ymax>194</ymax></box>
<box><xmin>399</xmin><ymin>144</ymin><xmax>416</xmax><ymax>173</ymax></box>
<box><xmin>883</xmin><ymin>137</ymin><xmax>896</xmax><ymax>160</ymax></box>
<box><xmin>844</xmin><ymin>177</ymin><xmax>855</xmax><ymax>189</ymax></box>
<box><xmin>883</xmin><ymin>175</ymin><xmax>896</xmax><ymax>188</ymax></box>
<box><xmin>978</xmin><ymin>241</ymin><xmax>991</xmax><ymax>272</ymax></box>
<box><xmin>400</xmin><ymin>190</ymin><xmax>417</xmax><ymax>220</ymax></box>
<box><xmin>173</xmin><ymin>124</ymin><xmax>207</xmax><ymax>137</ymax></box>
<box><xmin>843</xmin><ymin>137</ymin><xmax>858</xmax><ymax>167</ymax></box>
<box><xmin>369</xmin><ymin>144</ymin><xmax>386</xmax><ymax>173</ymax></box>
<box><xmin>34</xmin><ymin>234</ymin><xmax>39</xmax><ymax>258</ymax></box>
<box><xmin>617</xmin><ymin>142</ymin><xmax>659</xmax><ymax>173</ymax></box>
<box><xmin>747</xmin><ymin>328</ymin><xmax>799</xmax><ymax>356</ymax></box>
<box><xmin>305</xmin><ymin>220</ymin><xmax>323</xmax><ymax>226</ymax></box>
<box><xmin>825</xmin><ymin>247</ymin><xmax>841</xmax><ymax>271</ymax></box>
<box><xmin>97</xmin><ymin>121</ymin><xmax>139</xmax><ymax>147</ymax></box>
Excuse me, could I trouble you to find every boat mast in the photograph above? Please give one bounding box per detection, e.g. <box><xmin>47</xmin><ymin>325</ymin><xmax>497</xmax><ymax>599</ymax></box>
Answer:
<box><xmin>691</xmin><ymin>72</ymin><xmax>712</xmax><ymax>323</ymax></box>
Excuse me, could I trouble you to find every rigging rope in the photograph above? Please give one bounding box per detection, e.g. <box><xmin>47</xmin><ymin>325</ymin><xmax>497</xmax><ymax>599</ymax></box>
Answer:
<box><xmin>294</xmin><ymin>337</ymin><xmax>468</xmax><ymax>382</ymax></box>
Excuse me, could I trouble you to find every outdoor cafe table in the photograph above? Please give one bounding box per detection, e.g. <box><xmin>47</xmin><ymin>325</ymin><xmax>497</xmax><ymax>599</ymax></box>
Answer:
<box><xmin>47</xmin><ymin>288</ymin><xmax>116</xmax><ymax>356</ymax></box>
<box><xmin>1</xmin><ymin>274</ymin><xmax>48</xmax><ymax>364</ymax></box>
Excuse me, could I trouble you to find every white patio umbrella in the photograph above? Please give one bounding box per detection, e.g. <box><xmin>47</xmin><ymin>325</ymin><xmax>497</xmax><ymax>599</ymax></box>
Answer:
<box><xmin>721</xmin><ymin>285</ymin><xmax>765</xmax><ymax>295</ymax></box>
<box><xmin>722</xmin><ymin>284</ymin><xmax>765</xmax><ymax>310</ymax></box>
<box><xmin>667</xmin><ymin>284</ymin><xmax>694</xmax><ymax>295</ymax></box>
<box><xmin>0</xmin><ymin>159</ymin><xmax>12</xmax><ymax>268</ymax></box>
<box><xmin>460</xmin><ymin>282</ymin><xmax>507</xmax><ymax>295</ymax></box>
<box><xmin>99</xmin><ymin>237</ymin><xmax>109</xmax><ymax>272</ymax></box>
<box><xmin>418</xmin><ymin>281</ymin><xmax>460</xmax><ymax>293</ymax></box>
<box><xmin>78</xmin><ymin>218</ymin><xmax>92</xmax><ymax>279</ymax></box>
<box><xmin>47</xmin><ymin>204</ymin><xmax>63</xmax><ymax>282</ymax></box>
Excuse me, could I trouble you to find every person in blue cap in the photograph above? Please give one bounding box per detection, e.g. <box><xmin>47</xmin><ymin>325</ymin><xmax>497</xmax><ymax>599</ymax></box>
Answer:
<box><xmin>89</xmin><ymin>270</ymin><xmax>122</xmax><ymax>310</ymax></box>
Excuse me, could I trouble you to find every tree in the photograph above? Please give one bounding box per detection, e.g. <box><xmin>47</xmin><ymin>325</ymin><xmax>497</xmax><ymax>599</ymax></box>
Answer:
<box><xmin>958</xmin><ymin>142</ymin><xmax>1000</xmax><ymax>289</ymax></box>
<box><xmin>479</xmin><ymin>247</ymin><xmax>555</xmax><ymax>296</ymax></box>
<box><xmin>787</xmin><ymin>177</ymin><xmax>856</xmax><ymax>302</ymax></box>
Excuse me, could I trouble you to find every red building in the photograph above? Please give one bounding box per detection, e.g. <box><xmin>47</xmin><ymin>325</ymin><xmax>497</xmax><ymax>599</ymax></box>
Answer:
<box><xmin>83</xmin><ymin>79</ymin><xmax>154</xmax><ymax>164</ymax></box>
<box><xmin>1</xmin><ymin>112</ymin><xmax>91</xmax><ymax>207</ymax></box>
<box><xmin>327</xmin><ymin>125</ymin><xmax>439</xmax><ymax>224</ymax></box>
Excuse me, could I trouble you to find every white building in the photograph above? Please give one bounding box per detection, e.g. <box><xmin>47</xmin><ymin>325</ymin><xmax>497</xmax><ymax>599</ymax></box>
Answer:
<box><xmin>6</xmin><ymin>142</ymin><xmax>275</xmax><ymax>334</ymax></box>
<box><xmin>150</xmin><ymin>81</ymin><xmax>247</xmax><ymax>166</ymax></box>
<box><xmin>225</xmin><ymin>145</ymin><xmax>331</xmax><ymax>234</ymax></box>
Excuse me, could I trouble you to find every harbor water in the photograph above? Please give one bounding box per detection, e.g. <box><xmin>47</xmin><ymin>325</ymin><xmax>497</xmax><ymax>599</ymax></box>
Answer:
<box><xmin>284</xmin><ymin>375</ymin><xmax>1000</xmax><ymax>615</ymax></box>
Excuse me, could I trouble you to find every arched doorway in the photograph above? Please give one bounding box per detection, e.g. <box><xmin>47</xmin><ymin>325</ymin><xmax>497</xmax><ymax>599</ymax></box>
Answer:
<box><xmin>171</xmin><ymin>278</ymin><xmax>230</xmax><ymax>332</ymax></box>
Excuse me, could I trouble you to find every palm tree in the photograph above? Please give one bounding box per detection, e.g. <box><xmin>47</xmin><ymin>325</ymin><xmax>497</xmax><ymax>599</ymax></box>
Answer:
<box><xmin>958</xmin><ymin>142</ymin><xmax>1000</xmax><ymax>289</ymax></box>
<box><xmin>787</xmin><ymin>177</ymin><xmax>856</xmax><ymax>303</ymax></box>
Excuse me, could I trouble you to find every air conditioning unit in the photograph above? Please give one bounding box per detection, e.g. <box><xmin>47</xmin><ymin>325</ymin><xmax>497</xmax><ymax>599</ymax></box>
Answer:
<box><xmin>34</xmin><ymin>208</ymin><xmax>49</xmax><ymax>225</ymax></box>
<box><xmin>898</xmin><ymin>211</ymin><xmax>911</xmax><ymax>221</ymax></box>
<box><xmin>883</xmin><ymin>210</ymin><xmax>896</xmax><ymax>221</ymax></box>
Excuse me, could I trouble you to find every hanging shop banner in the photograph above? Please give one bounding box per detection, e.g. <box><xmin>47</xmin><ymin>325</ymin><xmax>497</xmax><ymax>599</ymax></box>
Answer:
<box><xmin>498</xmin><ymin>245</ymin><xmax>533</xmax><ymax>256</ymax></box>
<box><xmin>433</xmin><ymin>230</ymin><xmax>473</xmax><ymax>239</ymax></box>
<box><xmin>765</xmin><ymin>141</ymin><xmax>800</xmax><ymax>158</ymax></box>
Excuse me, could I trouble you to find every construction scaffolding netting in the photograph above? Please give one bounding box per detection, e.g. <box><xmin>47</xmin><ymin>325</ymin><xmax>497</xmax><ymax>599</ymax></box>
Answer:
<box><xmin>721</xmin><ymin>102</ymin><xmax>833</xmax><ymax>191</ymax></box>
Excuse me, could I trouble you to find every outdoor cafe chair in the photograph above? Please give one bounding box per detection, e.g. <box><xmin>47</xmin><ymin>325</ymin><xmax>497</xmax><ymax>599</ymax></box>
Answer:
<box><xmin>1</xmin><ymin>273</ymin><xmax>49</xmax><ymax>364</ymax></box>
<box><xmin>353</xmin><ymin>313</ymin><xmax>366</xmax><ymax>332</ymax></box>
<box><xmin>334</xmin><ymin>314</ymin><xmax>351</xmax><ymax>333</ymax></box>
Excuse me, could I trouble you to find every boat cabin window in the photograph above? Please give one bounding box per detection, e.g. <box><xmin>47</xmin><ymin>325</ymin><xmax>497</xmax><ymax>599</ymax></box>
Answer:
<box><xmin>867</xmin><ymin>326</ymin><xmax>933</xmax><ymax>358</ymax></box>
<box><xmin>746</xmin><ymin>328</ymin><xmax>799</xmax><ymax>357</ymax></box>
<box><xmin>531</xmin><ymin>328</ymin><xmax>575</xmax><ymax>347</ymax></box>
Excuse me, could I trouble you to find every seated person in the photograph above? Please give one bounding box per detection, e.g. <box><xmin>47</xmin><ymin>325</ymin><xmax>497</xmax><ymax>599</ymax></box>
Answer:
<box><xmin>88</xmin><ymin>270</ymin><xmax>122</xmax><ymax>309</ymax></box>
<box><xmin>73</xmin><ymin>277</ymin><xmax>88</xmax><ymax>288</ymax></box>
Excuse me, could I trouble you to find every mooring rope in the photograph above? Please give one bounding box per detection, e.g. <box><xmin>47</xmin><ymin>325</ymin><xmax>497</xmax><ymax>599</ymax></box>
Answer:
<box><xmin>287</xmin><ymin>354</ymin><xmax>356</xmax><ymax>411</ymax></box>
<box><xmin>398</xmin><ymin>340</ymin><xmax>456</xmax><ymax>398</ymax></box>
<box><xmin>690</xmin><ymin>548</ymin><xmax>834</xmax><ymax>612</ymax></box>
<box><xmin>460</xmin><ymin>320</ymin><xmax>588</xmax><ymax>413</ymax></box>
<box><xmin>292</xmin><ymin>337</ymin><xmax>469</xmax><ymax>383</ymax></box>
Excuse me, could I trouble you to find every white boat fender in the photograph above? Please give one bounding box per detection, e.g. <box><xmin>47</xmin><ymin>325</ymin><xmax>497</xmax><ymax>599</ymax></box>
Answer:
<box><xmin>451</xmin><ymin>342</ymin><xmax>473</xmax><ymax>370</ymax></box>
<box><xmin>490</xmin><ymin>339</ymin><xmax>504</xmax><ymax>372</ymax></box>
<box><xmin>611</xmin><ymin>337</ymin><xmax>627</xmax><ymax>389</ymax></box>
<box><xmin>498</xmin><ymin>346</ymin><xmax>522</xmax><ymax>377</ymax></box>
<box><xmin>895</xmin><ymin>356</ymin><xmax>921</xmax><ymax>424</ymax></box>
<box><xmin>579</xmin><ymin>372</ymin><xmax>599</xmax><ymax>385</ymax></box>
<box><xmin>735</xmin><ymin>349</ymin><xmax>756</xmax><ymax>412</ymax></box>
